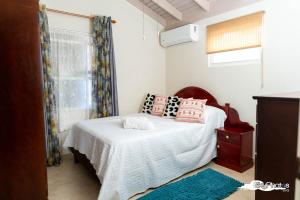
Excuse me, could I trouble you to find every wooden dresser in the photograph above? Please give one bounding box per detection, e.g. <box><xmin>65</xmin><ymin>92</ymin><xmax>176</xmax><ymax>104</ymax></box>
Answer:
<box><xmin>254</xmin><ymin>93</ymin><xmax>300</xmax><ymax>200</ymax></box>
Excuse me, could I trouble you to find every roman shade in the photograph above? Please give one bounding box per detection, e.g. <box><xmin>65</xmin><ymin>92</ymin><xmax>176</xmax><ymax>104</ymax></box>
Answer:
<box><xmin>207</xmin><ymin>11</ymin><xmax>264</xmax><ymax>54</ymax></box>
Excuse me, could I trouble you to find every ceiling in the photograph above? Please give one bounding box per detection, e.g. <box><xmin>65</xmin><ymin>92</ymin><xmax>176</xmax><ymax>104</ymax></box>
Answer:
<box><xmin>127</xmin><ymin>0</ymin><xmax>263</xmax><ymax>29</ymax></box>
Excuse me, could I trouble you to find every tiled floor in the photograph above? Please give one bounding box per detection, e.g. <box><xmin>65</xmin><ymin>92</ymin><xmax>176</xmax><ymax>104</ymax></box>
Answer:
<box><xmin>48</xmin><ymin>154</ymin><xmax>254</xmax><ymax>200</ymax></box>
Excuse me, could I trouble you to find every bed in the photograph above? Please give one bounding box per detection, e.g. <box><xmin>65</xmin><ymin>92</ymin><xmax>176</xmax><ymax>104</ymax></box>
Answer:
<box><xmin>64</xmin><ymin>86</ymin><xmax>251</xmax><ymax>200</ymax></box>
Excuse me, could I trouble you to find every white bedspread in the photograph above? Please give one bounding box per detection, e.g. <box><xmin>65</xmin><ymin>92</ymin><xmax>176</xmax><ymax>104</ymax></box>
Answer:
<box><xmin>64</xmin><ymin>106</ymin><xmax>226</xmax><ymax>200</ymax></box>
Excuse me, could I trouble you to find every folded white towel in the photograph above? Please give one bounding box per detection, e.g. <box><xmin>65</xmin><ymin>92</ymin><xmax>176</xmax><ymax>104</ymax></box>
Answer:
<box><xmin>123</xmin><ymin>117</ymin><xmax>155</xmax><ymax>130</ymax></box>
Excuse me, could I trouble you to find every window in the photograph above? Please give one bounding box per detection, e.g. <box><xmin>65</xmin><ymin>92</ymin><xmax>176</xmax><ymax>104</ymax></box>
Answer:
<box><xmin>207</xmin><ymin>12</ymin><xmax>264</xmax><ymax>66</ymax></box>
<box><xmin>50</xmin><ymin>29</ymin><xmax>94</xmax><ymax>132</ymax></box>
<box><xmin>208</xmin><ymin>47</ymin><xmax>262</xmax><ymax>67</ymax></box>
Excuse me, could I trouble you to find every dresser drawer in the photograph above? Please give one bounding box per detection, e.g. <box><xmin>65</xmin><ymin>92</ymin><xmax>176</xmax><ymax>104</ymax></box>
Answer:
<box><xmin>217</xmin><ymin>131</ymin><xmax>240</xmax><ymax>145</ymax></box>
<box><xmin>217</xmin><ymin>141</ymin><xmax>241</xmax><ymax>165</ymax></box>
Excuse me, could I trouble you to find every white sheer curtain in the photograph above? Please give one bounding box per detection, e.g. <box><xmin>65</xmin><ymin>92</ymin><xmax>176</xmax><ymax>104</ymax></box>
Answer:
<box><xmin>50</xmin><ymin>28</ymin><xmax>94</xmax><ymax>132</ymax></box>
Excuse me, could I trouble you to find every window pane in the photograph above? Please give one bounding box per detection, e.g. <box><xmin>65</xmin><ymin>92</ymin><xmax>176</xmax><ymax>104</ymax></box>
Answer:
<box><xmin>59</xmin><ymin>79</ymin><xmax>90</xmax><ymax>108</ymax></box>
<box><xmin>50</xmin><ymin>29</ymin><xmax>94</xmax><ymax>132</ymax></box>
<box><xmin>209</xmin><ymin>47</ymin><xmax>261</xmax><ymax>66</ymax></box>
<box><xmin>58</xmin><ymin>79</ymin><xmax>92</xmax><ymax>131</ymax></box>
<box><xmin>58</xmin><ymin>43</ymin><xmax>88</xmax><ymax>77</ymax></box>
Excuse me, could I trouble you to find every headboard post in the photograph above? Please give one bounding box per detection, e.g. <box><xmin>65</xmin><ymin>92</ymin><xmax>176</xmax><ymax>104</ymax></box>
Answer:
<box><xmin>224</xmin><ymin>103</ymin><xmax>230</xmax><ymax>127</ymax></box>
<box><xmin>224</xmin><ymin>103</ymin><xmax>230</xmax><ymax>115</ymax></box>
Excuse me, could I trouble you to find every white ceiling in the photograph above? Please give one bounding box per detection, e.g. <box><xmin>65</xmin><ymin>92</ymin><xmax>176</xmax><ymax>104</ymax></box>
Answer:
<box><xmin>127</xmin><ymin>0</ymin><xmax>263</xmax><ymax>28</ymax></box>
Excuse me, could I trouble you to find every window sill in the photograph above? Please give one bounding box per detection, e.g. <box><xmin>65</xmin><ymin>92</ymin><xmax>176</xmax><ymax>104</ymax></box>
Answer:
<box><xmin>208</xmin><ymin>60</ymin><xmax>261</xmax><ymax>68</ymax></box>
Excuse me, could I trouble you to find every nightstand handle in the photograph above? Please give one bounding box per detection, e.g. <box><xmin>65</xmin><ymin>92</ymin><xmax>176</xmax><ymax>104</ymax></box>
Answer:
<box><xmin>217</xmin><ymin>145</ymin><xmax>220</xmax><ymax>149</ymax></box>
<box><xmin>225</xmin><ymin>135</ymin><xmax>230</xmax><ymax>139</ymax></box>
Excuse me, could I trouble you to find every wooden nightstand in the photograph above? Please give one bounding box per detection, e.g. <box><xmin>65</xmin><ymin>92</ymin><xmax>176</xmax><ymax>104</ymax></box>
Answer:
<box><xmin>214</xmin><ymin>127</ymin><xmax>254</xmax><ymax>172</ymax></box>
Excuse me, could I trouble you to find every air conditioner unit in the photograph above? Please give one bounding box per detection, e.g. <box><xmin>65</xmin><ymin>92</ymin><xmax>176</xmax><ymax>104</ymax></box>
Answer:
<box><xmin>160</xmin><ymin>24</ymin><xmax>199</xmax><ymax>47</ymax></box>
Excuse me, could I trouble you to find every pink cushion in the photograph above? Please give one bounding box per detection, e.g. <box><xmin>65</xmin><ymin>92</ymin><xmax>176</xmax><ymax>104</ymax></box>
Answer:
<box><xmin>151</xmin><ymin>96</ymin><xmax>168</xmax><ymax>116</ymax></box>
<box><xmin>176</xmin><ymin>99</ymin><xmax>207</xmax><ymax>123</ymax></box>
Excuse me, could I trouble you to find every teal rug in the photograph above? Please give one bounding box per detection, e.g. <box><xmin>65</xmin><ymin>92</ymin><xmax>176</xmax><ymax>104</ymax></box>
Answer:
<box><xmin>138</xmin><ymin>168</ymin><xmax>243</xmax><ymax>200</ymax></box>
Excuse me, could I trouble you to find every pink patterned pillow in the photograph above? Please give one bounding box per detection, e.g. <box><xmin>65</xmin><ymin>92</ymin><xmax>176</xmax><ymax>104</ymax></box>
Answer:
<box><xmin>151</xmin><ymin>96</ymin><xmax>168</xmax><ymax>116</ymax></box>
<box><xmin>176</xmin><ymin>99</ymin><xmax>207</xmax><ymax>123</ymax></box>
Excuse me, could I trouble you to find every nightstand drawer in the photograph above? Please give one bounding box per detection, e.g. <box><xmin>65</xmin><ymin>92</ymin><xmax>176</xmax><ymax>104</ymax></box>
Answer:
<box><xmin>217</xmin><ymin>131</ymin><xmax>240</xmax><ymax>145</ymax></box>
<box><xmin>217</xmin><ymin>141</ymin><xmax>241</xmax><ymax>165</ymax></box>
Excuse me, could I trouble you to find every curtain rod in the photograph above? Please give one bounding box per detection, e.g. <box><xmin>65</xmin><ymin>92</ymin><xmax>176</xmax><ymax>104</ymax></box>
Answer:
<box><xmin>42</xmin><ymin>6</ymin><xmax>117</xmax><ymax>24</ymax></box>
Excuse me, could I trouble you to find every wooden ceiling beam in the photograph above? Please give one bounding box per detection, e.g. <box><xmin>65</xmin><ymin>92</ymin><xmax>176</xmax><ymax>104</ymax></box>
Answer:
<box><xmin>193</xmin><ymin>0</ymin><xmax>210</xmax><ymax>11</ymax></box>
<box><xmin>127</xmin><ymin>0</ymin><xmax>167</xmax><ymax>26</ymax></box>
<box><xmin>151</xmin><ymin>0</ymin><xmax>183</xmax><ymax>21</ymax></box>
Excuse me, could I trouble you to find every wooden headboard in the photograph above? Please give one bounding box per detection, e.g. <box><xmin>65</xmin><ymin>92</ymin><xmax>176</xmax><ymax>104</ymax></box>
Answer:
<box><xmin>175</xmin><ymin>86</ymin><xmax>253</xmax><ymax>131</ymax></box>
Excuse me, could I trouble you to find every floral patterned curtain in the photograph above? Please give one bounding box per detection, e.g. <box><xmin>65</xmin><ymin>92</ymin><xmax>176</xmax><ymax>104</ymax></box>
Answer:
<box><xmin>91</xmin><ymin>16</ymin><xmax>119</xmax><ymax>118</ymax></box>
<box><xmin>39</xmin><ymin>6</ymin><xmax>61</xmax><ymax>166</ymax></box>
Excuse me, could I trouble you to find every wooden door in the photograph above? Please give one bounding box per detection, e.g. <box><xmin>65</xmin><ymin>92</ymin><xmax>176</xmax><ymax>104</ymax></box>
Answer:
<box><xmin>0</xmin><ymin>1</ymin><xmax>48</xmax><ymax>199</ymax></box>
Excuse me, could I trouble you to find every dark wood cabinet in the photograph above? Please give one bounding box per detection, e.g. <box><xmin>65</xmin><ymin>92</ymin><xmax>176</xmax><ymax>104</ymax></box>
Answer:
<box><xmin>254</xmin><ymin>94</ymin><xmax>300</xmax><ymax>200</ymax></box>
<box><xmin>215</xmin><ymin>127</ymin><xmax>254</xmax><ymax>172</ymax></box>
<box><xmin>0</xmin><ymin>1</ymin><xmax>48</xmax><ymax>199</ymax></box>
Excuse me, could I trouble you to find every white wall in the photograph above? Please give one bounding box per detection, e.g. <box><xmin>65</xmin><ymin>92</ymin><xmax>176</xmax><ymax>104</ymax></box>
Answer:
<box><xmin>40</xmin><ymin>0</ymin><xmax>166</xmax><ymax>115</ymax></box>
<box><xmin>166</xmin><ymin>0</ymin><xmax>300</xmax><ymax>126</ymax></box>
